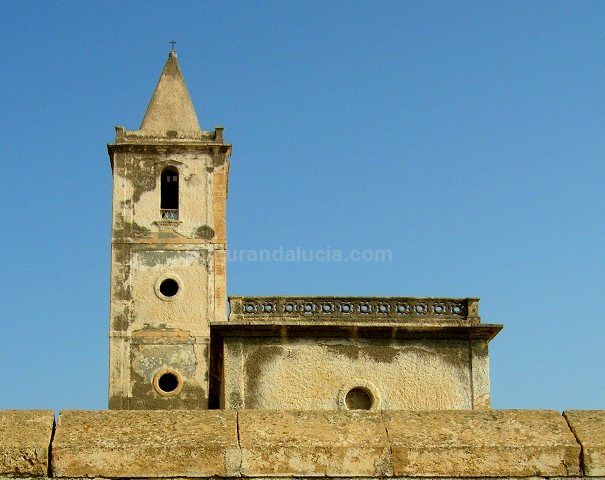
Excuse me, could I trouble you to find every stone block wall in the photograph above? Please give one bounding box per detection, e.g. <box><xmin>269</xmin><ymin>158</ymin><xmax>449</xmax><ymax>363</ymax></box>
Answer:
<box><xmin>1</xmin><ymin>409</ymin><xmax>604</xmax><ymax>478</ymax></box>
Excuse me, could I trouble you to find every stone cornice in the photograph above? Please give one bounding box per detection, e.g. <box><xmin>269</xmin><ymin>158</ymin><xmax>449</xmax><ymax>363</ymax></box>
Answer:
<box><xmin>107</xmin><ymin>126</ymin><xmax>232</xmax><ymax>170</ymax></box>
<box><xmin>211</xmin><ymin>321</ymin><xmax>502</xmax><ymax>340</ymax></box>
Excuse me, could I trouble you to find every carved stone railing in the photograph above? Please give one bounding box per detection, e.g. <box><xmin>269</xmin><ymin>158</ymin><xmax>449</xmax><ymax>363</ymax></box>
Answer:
<box><xmin>228</xmin><ymin>296</ymin><xmax>480</xmax><ymax>323</ymax></box>
<box><xmin>160</xmin><ymin>209</ymin><xmax>179</xmax><ymax>220</ymax></box>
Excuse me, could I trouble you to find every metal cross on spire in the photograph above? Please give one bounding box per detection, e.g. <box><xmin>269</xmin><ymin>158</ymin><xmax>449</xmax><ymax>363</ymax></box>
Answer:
<box><xmin>170</xmin><ymin>39</ymin><xmax>176</xmax><ymax>51</ymax></box>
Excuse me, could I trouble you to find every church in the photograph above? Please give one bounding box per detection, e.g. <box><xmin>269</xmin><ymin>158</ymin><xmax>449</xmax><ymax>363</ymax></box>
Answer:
<box><xmin>107</xmin><ymin>49</ymin><xmax>502</xmax><ymax>411</ymax></box>
<box><xmin>0</xmin><ymin>49</ymin><xmax>601</xmax><ymax>480</ymax></box>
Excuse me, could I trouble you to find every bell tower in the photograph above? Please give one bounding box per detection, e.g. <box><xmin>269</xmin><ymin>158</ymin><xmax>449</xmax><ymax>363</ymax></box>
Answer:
<box><xmin>107</xmin><ymin>49</ymin><xmax>231</xmax><ymax>409</ymax></box>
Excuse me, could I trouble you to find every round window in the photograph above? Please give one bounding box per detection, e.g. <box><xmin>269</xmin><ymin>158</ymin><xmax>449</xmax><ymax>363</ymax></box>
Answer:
<box><xmin>153</xmin><ymin>369</ymin><xmax>183</xmax><ymax>397</ymax></box>
<box><xmin>158</xmin><ymin>372</ymin><xmax>179</xmax><ymax>393</ymax></box>
<box><xmin>159</xmin><ymin>278</ymin><xmax>179</xmax><ymax>297</ymax></box>
<box><xmin>345</xmin><ymin>387</ymin><xmax>373</xmax><ymax>410</ymax></box>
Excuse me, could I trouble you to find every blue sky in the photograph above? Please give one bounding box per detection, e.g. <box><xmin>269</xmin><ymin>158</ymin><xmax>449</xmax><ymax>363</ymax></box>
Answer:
<box><xmin>0</xmin><ymin>1</ymin><xmax>603</xmax><ymax>410</ymax></box>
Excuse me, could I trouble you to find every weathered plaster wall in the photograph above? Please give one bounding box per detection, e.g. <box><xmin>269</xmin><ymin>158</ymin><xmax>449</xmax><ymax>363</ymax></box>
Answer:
<box><xmin>212</xmin><ymin>164</ymin><xmax>228</xmax><ymax>318</ymax></box>
<box><xmin>129</xmin><ymin>248</ymin><xmax>211</xmax><ymax>333</ymax></box>
<box><xmin>222</xmin><ymin>337</ymin><xmax>490</xmax><ymax>410</ymax></box>
<box><xmin>2</xmin><ymin>409</ymin><xmax>604</xmax><ymax>478</ymax></box>
<box><xmin>111</xmin><ymin>150</ymin><xmax>216</xmax><ymax>239</ymax></box>
<box><xmin>216</xmin><ymin>297</ymin><xmax>496</xmax><ymax>411</ymax></box>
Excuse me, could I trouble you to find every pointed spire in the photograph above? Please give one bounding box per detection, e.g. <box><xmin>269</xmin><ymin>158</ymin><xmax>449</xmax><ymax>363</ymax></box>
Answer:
<box><xmin>140</xmin><ymin>50</ymin><xmax>201</xmax><ymax>133</ymax></box>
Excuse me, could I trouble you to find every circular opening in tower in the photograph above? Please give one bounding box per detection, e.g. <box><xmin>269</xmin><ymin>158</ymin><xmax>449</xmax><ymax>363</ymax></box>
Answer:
<box><xmin>153</xmin><ymin>369</ymin><xmax>183</xmax><ymax>397</ymax></box>
<box><xmin>157</xmin><ymin>372</ymin><xmax>180</xmax><ymax>393</ymax></box>
<box><xmin>159</xmin><ymin>278</ymin><xmax>179</xmax><ymax>297</ymax></box>
<box><xmin>345</xmin><ymin>387</ymin><xmax>373</xmax><ymax>410</ymax></box>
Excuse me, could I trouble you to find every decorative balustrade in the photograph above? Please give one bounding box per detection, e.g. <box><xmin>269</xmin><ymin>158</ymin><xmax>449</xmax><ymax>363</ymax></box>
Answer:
<box><xmin>228</xmin><ymin>296</ymin><xmax>479</xmax><ymax>322</ymax></box>
<box><xmin>160</xmin><ymin>209</ymin><xmax>179</xmax><ymax>220</ymax></box>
